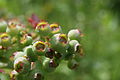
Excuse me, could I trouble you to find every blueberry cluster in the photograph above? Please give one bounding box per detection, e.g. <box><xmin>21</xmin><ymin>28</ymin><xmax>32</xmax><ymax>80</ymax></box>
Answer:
<box><xmin>0</xmin><ymin>15</ymin><xmax>84</xmax><ymax>80</ymax></box>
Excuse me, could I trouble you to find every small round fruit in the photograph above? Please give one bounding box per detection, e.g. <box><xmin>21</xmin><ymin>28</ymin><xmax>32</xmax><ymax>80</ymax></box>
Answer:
<box><xmin>32</xmin><ymin>41</ymin><xmax>46</xmax><ymax>56</ymax></box>
<box><xmin>6</xmin><ymin>19</ymin><xmax>25</xmax><ymax>37</ymax></box>
<box><xmin>0</xmin><ymin>33</ymin><xmax>11</xmax><ymax>47</ymax></box>
<box><xmin>68</xmin><ymin>29</ymin><xmax>82</xmax><ymax>41</ymax></box>
<box><xmin>67</xmin><ymin>40</ymin><xmax>81</xmax><ymax>54</ymax></box>
<box><xmin>24</xmin><ymin>45</ymin><xmax>37</xmax><ymax>62</ymax></box>
<box><xmin>50</xmin><ymin>33</ymin><xmax>68</xmax><ymax>54</ymax></box>
<box><xmin>49</xmin><ymin>23</ymin><xmax>62</xmax><ymax>37</ymax></box>
<box><xmin>20</xmin><ymin>35</ymin><xmax>33</xmax><ymax>46</ymax></box>
<box><xmin>43</xmin><ymin>58</ymin><xmax>58</xmax><ymax>72</ymax></box>
<box><xmin>35</xmin><ymin>21</ymin><xmax>51</xmax><ymax>37</ymax></box>
<box><xmin>14</xmin><ymin>57</ymin><xmax>30</xmax><ymax>73</ymax></box>
<box><xmin>14</xmin><ymin>52</ymin><xmax>26</xmax><ymax>60</ymax></box>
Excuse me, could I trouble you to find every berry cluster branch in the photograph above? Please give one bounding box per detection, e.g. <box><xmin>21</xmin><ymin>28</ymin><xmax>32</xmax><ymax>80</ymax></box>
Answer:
<box><xmin>0</xmin><ymin>14</ymin><xmax>84</xmax><ymax>80</ymax></box>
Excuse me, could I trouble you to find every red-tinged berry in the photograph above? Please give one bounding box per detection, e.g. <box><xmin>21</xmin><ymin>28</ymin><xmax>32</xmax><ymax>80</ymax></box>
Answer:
<box><xmin>33</xmin><ymin>41</ymin><xmax>46</xmax><ymax>56</ymax></box>
<box><xmin>50</xmin><ymin>33</ymin><xmax>68</xmax><ymax>54</ymax></box>
<box><xmin>6</xmin><ymin>19</ymin><xmax>25</xmax><ymax>37</ymax></box>
<box><xmin>35</xmin><ymin>21</ymin><xmax>51</xmax><ymax>37</ymax></box>
<box><xmin>14</xmin><ymin>57</ymin><xmax>30</xmax><ymax>73</ymax></box>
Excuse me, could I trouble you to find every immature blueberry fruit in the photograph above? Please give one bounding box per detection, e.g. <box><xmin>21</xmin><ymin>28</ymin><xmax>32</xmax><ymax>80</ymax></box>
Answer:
<box><xmin>43</xmin><ymin>58</ymin><xmax>58</xmax><ymax>72</ymax></box>
<box><xmin>35</xmin><ymin>21</ymin><xmax>51</xmax><ymax>37</ymax></box>
<box><xmin>67</xmin><ymin>40</ymin><xmax>81</xmax><ymax>54</ymax></box>
<box><xmin>0</xmin><ymin>33</ymin><xmax>11</xmax><ymax>47</ymax></box>
<box><xmin>68</xmin><ymin>29</ymin><xmax>83</xmax><ymax>41</ymax></box>
<box><xmin>33</xmin><ymin>41</ymin><xmax>46</xmax><ymax>56</ymax></box>
<box><xmin>24</xmin><ymin>45</ymin><xmax>37</xmax><ymax>62</ymax></box>
<box><xmin>20</xmin><ymin>35</ymin><xmax>33</xmax><ymax>46</ymax></box>
<box><xmin>49</xmin><ymin>23</ymin><xmax>62</xmax><ymax>36</ymax></box>
<box><xmin>14</xmin><ymin>57</ymin><xmax>30</xmax><ymax>73</ymax></box>
<box><xmin>0</xmin><ymin>20</ymin><xmax>7</xmax><ymax>33</ymax></box>
<box><xmin>50</xmin><ymin>33</ymin><xmax>68</xmax><ymax>54</ymax></box>
<box><xmin>6</xmin><ymin>19</ymin><xmax>25</xmax><ymax>36</ymax></box>
<box><xmin>14</xmin><ymin>51</ymin><xmax>26</xmax><ymax>60</ymax></box>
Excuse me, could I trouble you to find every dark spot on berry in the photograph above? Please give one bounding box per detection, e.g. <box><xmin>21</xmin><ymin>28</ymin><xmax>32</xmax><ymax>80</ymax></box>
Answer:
<box><xmin>49</xmin><ymin>59</ymin><xmax>58</xmax><ymax>68</ymax></box>
<box><xmin>45</xmin><ymin>48</ymin><xmax>55</xmax><ymax>59</ymax></box>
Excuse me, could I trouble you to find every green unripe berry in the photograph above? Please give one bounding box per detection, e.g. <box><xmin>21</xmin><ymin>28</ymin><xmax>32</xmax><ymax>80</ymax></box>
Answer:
<box><xmin>68</xmin><ymin>29</ymin><xmax>82</xmax><ymax>41</ymax></box>
<box><xmin>32</xmin><ymin>41</ymin><xmax>46</xmax><ymax>56</ymax></box>
<box><xmin>24</xmin><ymin>45</ymin><xmax>37</xmax><ymax>62</ymax></box>
<box><xmin>14</xmin><ymin>52</ymin><xmax>26</xmax><ymax>60</ymax></box>
<box><xmin>35</xmin><ymin>21</ymin><xmax>51</xmax><ymax>37</ymax></box>
<box><xmin>20</xmin><ymin>35</ymin><xmax>33</xmax><ymax>46</ymax></box>
<box><xmin>67</xmin><ymin>40</ymin><xmax>81</xmax><ymax>54</ymax></box>
<box><xmin>14</xmin><ymin>57</ymin><xmax>30</xmax><ymax>73</ymax></box>
<box><xmin>49</xmin><ymin>23</ymin><xmax>62</xmax><ymax>37</ymax></box>
<box><xmin>6</xmin><ymin>20</ymin><xmax>25</xmax><ymax>37</ymax></box>
<box><xmin>43</xmin><ymin>58</ymin><xmax>58</xmax><ymax>73</ymax></box>
<box><xmin>0</xmin><ymin>33</ymin><xmax>11</xmax><ymax>47</ymax></box>
<box><xmin>50</xmin><ymin>33</ymin><xmax>68</xmax><ymax>54</ymax></box>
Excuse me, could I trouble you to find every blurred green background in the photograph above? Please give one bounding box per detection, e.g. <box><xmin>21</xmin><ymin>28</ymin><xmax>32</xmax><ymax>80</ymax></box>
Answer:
<box><xmin>0</xmin><ymin>0</ymin><xmax>120</xmax><ymax>80</ymax></box>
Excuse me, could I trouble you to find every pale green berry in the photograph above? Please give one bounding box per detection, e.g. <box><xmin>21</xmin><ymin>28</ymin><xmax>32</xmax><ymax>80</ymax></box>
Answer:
<box><xmin>14</xmin><ymin>52</ymin><xmax>26</xmax><ymax>60</ymax></box>
<box><xmin>6</xmin><ymin>19</ymin><xmax>25</xmax><ymax>37</ymax></box>
<box><xmin>43</xmin><ymin>58</ymin><xmax>58</xmax><ymax>73</ymax></box>
<box><xmin>50</xmin><ymin>33</ymin><xmax>68</xmax><ymax>54</ymax></box>
<box><xmin>35</xmin><ymin>21</ymin><xmax>51</xmax><ymax>37</ymax></box>
<box><xmin>68</xmin><ymin>29</ymin><xmax>83</xmax><ymax>41</ymax></box>
<box><xmin>24</xmin><ymin>45</ymin><xmax>37</xmax><ymax>62</ymax></box>
<box><xmin>32</xmin><ymin>41</ymin><xmax>46</xmax><ymax>56</ymax></box>
<box><xmin>67</xmin><ymin>40</ymin><xmax>81</xmax><ymax>54</ymax></box>
<box><xmin>14</xmin><ymin>57</ymin><xmax>30</xmax><ymax>73</ymax></box>
<box><xmin>20</xmin><ymin>35</ymin><xmax>33</xmax><ymax>46</ymax></box>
